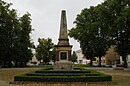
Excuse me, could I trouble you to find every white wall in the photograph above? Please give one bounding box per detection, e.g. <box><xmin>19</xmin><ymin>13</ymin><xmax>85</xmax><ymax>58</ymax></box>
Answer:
<box><xmin>120</xmin><ymin>55</ymin><xmax>130</xmax><ymax>67</ymax></box>
<box><xmin>75</xmin><ymin>49</ymin><xmax>88</xmax><ymax>64</ymax></box>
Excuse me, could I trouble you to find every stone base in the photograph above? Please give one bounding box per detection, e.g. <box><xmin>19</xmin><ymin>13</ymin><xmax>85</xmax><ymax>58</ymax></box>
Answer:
<box><xmin>53</xmin><ymin>61</ymin><xmax>73</xmax><ymax>70</ymax></box>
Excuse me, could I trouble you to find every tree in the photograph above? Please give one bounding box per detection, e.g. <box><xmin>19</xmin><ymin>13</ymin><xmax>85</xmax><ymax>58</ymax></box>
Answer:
<box><xmin>112</xmin><ymin>0</ymin><xmax>130</xmax><ymax>68</ymax></box>
<box><xmin>13</xmin><ymin>13</ymin><xmax>34</xmax><ymax>67</ymax></box>
<box><xmin>71</xmin><ymin>51</ymin><xmax>77</xmax><ymax>63</ymax></box>
<box><xmin>0</xmin><ymin>0</ymin><xmax>34</xmax><ymax>67</ymax></box>
<box><xmin>36</xmin><ymin>38</ymin><xmax>54</xmax><ymax>65</ymax></box>
<box><xmin>69</xmin><ymin>0</ymin><xmax>130</xmax><ymax>67</ymax></box>
<box><xmin>98</xmin><ymin>0</ymin><xmax>130</xmax><ymax>67</ymax></box>
<box><xmin>69</xmin><ymin>6</ymin><xmax>109</xmax><ymax>66</ymax></box>
<box><xmin>0</xmin><ymin>0</ymin><xmax>20</xmax><ymax>67</ymax></box>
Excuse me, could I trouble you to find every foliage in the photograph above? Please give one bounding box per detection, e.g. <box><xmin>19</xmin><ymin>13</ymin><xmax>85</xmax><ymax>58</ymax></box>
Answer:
<box><xmin>0</xmin><ymin>0</ymin><xmax>33</xmax><ymax>67</ymax></box>
<box><xmin>69</xmin><ymin>6</ymin><xmax>109</xmax><ymax>66</ymax></box>
<box><xmin>36</xmin><ymin>38</ymin><xmax>54</xmax><ymax>65</ymax></box>
<box><xmin>100</xmin><ymin>0</ymin><xmax>130</xmax><ymax>67</ymax></box>
<box><xmin>35</xmin><ymin>70</ymin><xmax>91</xmax><ymax>73</ymax></box>
<box><xmin>26</xmin><ymin>73</ymin><xmax>100</xmax><ymax>76</ymax></box>
<box><xmin>71</xmin><ymin>51</ymin><xmax>77</xmax><ymax>63</ymax></box>
<box><xmin>14</xmin><ymin>75</ymin><xmax>112</xmax><ymax>82</ymax></box>
<box><xmin>14</xmin><ymin>13</ymin><xmax>34</xmax><ymax>67</ymax></box>
<box><xmin>74</xmin><ymin>64</ymin><xmax>91</xmax><ymax>67</ymax></box>
<box><xmin>69</xmin><ymin>0</ymin><xmax>130</xmax><ymax>67</ymax></box>
<box><xmin>0</xmin><ymin>0</ymin><xmax>17</xmax><ymax>67</ymax></box>
<box><xmin>14</xmin><ymin>68</ymin><xmax>112</xmax><ymax>82</ymax></box>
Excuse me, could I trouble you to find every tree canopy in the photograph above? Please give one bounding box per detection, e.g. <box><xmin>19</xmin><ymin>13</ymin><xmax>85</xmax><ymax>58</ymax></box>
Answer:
<box><xmin>69</xmin><ymin>0</ymin><xmax>130</xmax><ymax>67</ymax></box>
<box><xmin>0</xmin><ymin>0</ymin><xmax>34</xmax><ymax>67</ymax></box>
<box><xmin>69</xmin><ymin>6</ymin><xmax>109</xmax><ymax>66</ymax></box>
<box><xmin>36</xmin><ymin>38</ymin><xmax>55</xmax><ymax>65</ymax></box>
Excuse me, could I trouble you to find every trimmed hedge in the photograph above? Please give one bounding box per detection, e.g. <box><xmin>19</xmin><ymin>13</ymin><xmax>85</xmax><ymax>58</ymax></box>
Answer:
<box><xmin>14</xmin><ymin>75</ymin><xmax>112</xmax><ymax>82</ymax></box>
<box><xmin>14</xmin><ymin>67</ymin><xmax>112</xmax><ymax>82</ymax></box>
<box><xmin>35</xmin><ymin>70</ymin><xmax>91</xmax><ymax>73</ymax></box>
<box><xmin>26</xmin><ymin>73</ymin><xmax>100</xmax><ymax>76</ymax></box>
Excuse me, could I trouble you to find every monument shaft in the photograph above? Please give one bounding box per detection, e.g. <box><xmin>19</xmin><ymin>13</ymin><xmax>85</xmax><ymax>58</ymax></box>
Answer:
<box><xmin>54</xmin><ymin>10</ymin><xmax>73</xmax><ymax>70</ymax></box>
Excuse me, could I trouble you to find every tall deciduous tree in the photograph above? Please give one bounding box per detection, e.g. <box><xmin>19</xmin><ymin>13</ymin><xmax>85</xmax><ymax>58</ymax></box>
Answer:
<box><xmin>69</xmin><ymin>0</ymin><xmax>130</xmax><ymax>67</ymax></box>
<box><xmin>103</xmin><ymin>0</ymin><xmax>130</xmax><ymax>67</ymax></box>
<box><xmin>0</xmin><ymin>0</ymin><xmax>34</xmax><ymax>67</ymax></box>
<box><xmin>36</xmin><ymin>38</ymin><xmax>54</xmax><ymax>65</ymax></box>
<box><xmin>69</xmin><ymin>6</ymin><xmax>109</xmax><ymax>66</ymax></box>
<box><xmin>14</xmin><ymin>13</ymin><xmax>33</xmax><ymax>67</ymax></box>
<box><xmin>0</xmin><ymin>0</ymin><xmax>20</xmax><ymax>67</ymax></box>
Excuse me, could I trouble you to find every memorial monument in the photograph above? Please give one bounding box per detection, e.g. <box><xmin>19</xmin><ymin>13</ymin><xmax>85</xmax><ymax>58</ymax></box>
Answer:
<box><xmin>53</xmin><ymin>10</ymin><xmax>73</xmax><ymax>70</ymax></box>
<box><xmin>14</xmin><ymin>10</ymin><xmax>112</xmax><ymax>83</ymax></box>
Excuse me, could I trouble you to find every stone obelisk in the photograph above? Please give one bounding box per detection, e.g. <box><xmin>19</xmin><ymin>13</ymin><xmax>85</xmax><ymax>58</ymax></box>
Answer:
<box><xmin>53</xmin><ymin>10</ymin><xmax>73</xmax><ymax>70</ymax></box>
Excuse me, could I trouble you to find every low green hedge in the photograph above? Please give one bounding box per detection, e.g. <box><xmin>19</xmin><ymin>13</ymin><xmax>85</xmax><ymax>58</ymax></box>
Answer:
<box><xmin>26</xmin><ymin>73</ymin><xmax>100</xmax><ymax>76</ymax></box>
<box><xmin>14</xmin><ymin>74</ymin><xmax>112</xmax><ymax>82</ymax></box>
<box><xmin>35</xmin><ymin>70</ymin><xmax>91</xmax><ymax>73</ymax></box>
<box><xmin>14</xmin><ymin>68</ymin><xmax>112</xmax><ymax>82</ymax></box>
<box><xmin>74</xmin><ymin>64</ymin><xmax>91</xmax><ymax>67</ymax></box>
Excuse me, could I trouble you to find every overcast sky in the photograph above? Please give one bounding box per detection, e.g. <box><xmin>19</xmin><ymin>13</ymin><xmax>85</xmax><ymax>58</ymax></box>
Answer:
<box><xmin>5</xmin><ymin>0</ymin><xmax>104</xmax><ymax>51</ymax></box>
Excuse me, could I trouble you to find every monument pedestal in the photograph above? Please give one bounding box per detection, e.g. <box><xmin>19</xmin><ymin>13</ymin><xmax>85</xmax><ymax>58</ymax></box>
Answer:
<box><xmin>53</xmin><ymin>61</ymin><xmax>73</xmax><ymax>70</ymax></box>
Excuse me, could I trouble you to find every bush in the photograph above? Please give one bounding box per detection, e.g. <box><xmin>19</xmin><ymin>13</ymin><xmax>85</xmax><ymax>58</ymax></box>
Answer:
<box><xmin>35</xmin><ymin>70</ymin><xmax>91</xmax><ymax>73</ymax></box>
<box><xmin>74</xmin><ymin>64</ymin><xmax>91</xmax><ymax>67</ymax></box>
<box><xmin>14</xmin><ymin>67</ymin><xmax>112</xmax><ymax>82</ymax></box>
<box><xmin>14</xmin><ymin>74</ymin><xmax>111</xmax><ymax>82</ymax></box>
<box><xmin>26</xmin><ymin>73</ymin><xmax>100</xmax><ymax>76</ymax></box>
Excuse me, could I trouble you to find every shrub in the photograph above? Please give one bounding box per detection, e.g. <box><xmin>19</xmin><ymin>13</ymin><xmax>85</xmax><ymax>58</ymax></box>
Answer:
<box><xmin>26</xmin><ymin>73</ymin><xmax>100</xmax><ymax>76</ymax></box>
<box><xmin>14</xmin><ymin>74</ymin><xmax>112</xmax><ymax>82</ymax></box>
<box><xmin>35</xmin><ymin>70</ymin><xmax>91</xmax><ymax>73</ymax></box>
<box><xmin>14</xmin><ymin>67</ymin><xmax>112</xmax><ymax>82</ymax></box>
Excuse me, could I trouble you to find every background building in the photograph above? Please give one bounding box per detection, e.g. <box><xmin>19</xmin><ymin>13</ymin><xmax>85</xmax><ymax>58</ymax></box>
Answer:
<box><xmin>120</xmin><ymin>55</ymin><xmax>130</xmax><ymax>67</ymax></box>
<box><xmin>96</xmin><ymin>46</ymin><xmax>120</xmax><ymax>66</ymax></box>
<box><xmin>75</xmin><ymin>49</ymin><xmax>90</xmax><ymax>64</ymax></box>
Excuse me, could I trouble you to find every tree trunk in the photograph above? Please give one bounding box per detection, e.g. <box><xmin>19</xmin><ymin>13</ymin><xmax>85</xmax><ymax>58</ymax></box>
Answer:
<box><xmin>99</xmin><ymin>56</ymin><xmax>101</xmax><ymax>66</ymax></box>
<box><xmin>23</xmin><ymin>62</ymin><xmax>27</xmax><ymax>67</ymax></box>
<box><xmin>14</xmin><ymin>62</ymin><xmax>18</xmax><ymax>67</ymax></box>
<box><xmin>20</xmin><ymin>62</ymin><xmax>24</xmax><ymax>67</ymax></box>
<box><xmin>122</xmin><ymin>55</ymin><xmax>128</xmax><ymax>68</ymax></box>
<box><xmin>90</xmin><ymin>56</ymin><xmax>93</xmax><ymax>66</ymax></box>
<box><xmin>8</xmin><ymin>61</ymin><xmax>12</xmax><ymax>68</ymax></box>
<box><xmin>3</xmin><ymin>61</ymin><xmax>7</xmax><ymax>67</ymax></box>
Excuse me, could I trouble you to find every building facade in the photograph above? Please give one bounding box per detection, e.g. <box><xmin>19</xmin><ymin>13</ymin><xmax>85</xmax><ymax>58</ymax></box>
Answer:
<box><xmin>120</xmin><ymin>55</ymin><xmax>130</xmax><ymax>67</ymax></box>
<box><xmin>75</xmin><ymin>49</ymin><xmax>90</xmax><ymax>64</ymax></box>
<box><xmin>96</xmin><ymin>46</ymin><xmax>120</xmax><ymax>66</ymax></box>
